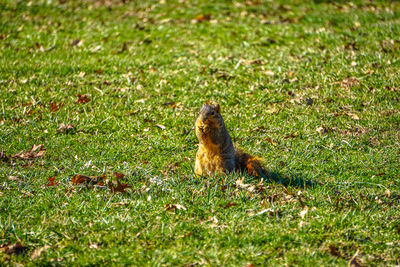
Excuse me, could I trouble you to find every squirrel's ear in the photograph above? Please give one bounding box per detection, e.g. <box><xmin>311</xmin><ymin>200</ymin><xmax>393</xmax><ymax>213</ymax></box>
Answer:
<box><xmin>215</xmin><ymin>103</ymin><xmax>220</xmax><ymax>114</ymax></box>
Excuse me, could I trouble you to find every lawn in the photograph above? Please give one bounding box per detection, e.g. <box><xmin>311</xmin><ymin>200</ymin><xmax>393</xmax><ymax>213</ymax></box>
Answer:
<box><xmin>0</xmin><ymin>0</ymin><xmax>399</xmax><ymax>265</ymax></box>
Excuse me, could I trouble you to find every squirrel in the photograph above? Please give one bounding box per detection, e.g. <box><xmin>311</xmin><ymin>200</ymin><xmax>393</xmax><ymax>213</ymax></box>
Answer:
<box><xmin>195</xmin><ymin>102</ymin><xmax>267</xmax><ymax>177</ymax></box>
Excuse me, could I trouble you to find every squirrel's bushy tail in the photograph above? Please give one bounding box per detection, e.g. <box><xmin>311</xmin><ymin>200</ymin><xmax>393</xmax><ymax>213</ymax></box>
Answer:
<box><xmin>234</xmin><ymin>148</ymin><xmax>268</xmax><ymax>178</ymax></box>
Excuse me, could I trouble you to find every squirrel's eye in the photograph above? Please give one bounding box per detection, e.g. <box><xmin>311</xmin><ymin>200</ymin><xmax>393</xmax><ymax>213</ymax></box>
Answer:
<box><xmin>210</xmin><ymin>111</ymin><xmax>215</xmax><ymax>116</ymax></box>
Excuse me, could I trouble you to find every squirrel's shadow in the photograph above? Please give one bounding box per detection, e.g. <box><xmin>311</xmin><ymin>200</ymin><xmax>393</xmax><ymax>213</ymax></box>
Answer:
<box><xmin>246</xmin><ymin>170</ymin><xmax>319</xmax><ymax>189</ymax></box>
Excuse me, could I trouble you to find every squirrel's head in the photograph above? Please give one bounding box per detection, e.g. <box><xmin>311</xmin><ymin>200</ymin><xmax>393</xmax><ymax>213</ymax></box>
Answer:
<box><xmin>196</xmin><ymin>102</ymin><xmax>223</xmax><ymax>134</ymax></box>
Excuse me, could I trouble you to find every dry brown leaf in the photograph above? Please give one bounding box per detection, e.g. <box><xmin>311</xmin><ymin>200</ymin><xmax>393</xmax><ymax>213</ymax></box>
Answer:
<box><xmin>221</xmin><ymin>202</ymin><xmax>237</xmax><ymax>209</ymax></box>
<box><xmin>21</xmin><ymin>190</ymin><xmax>34</xmax><ymax>197</ymax></box>
<box><xmin>341</xmin><ymin>77</ymin><xmax>359</xmax><ymax>88</ymax></box>
<box><xmin>75</xmin><ymin>94</ymin><xmax>90</xmax><ymax>104</ymax></box>
<box><xmin>328</xmin><ymin>244</ymin><xmax>341</xmax><ymax>257</ymax></box>
<box><xmin>195</xmin><ymin>14</ymin><xmax>211</xmax><ymax>22</ymax></box>
<box><xmin>0</xmin><ymin>242</ymin><xmax>29</xmax><ymax>255</ymax></box>
<box><xmin>246</xmin><ymin>59</ymin><xmax>265</xmax><ymax>65</ymax></box>
<box><xmin>346</xmin><ymin>113</ymin><xmax>359</xmax><ymax>120</ymax></box>
<box><xmin>235</xmin><ymin>177</ymin><xmax>256</xmax><ymax>192</ymax></box>
<box><xmin>71</xmin><ymin>174</ymin><xmax>105</xmax><ymax>185</ymax></box>
<box><xmin>49</xmin><ymin>102</ymin><xmax>62</xmax><ymax>112</ymax></box>
<box><xmin>316</xmin><ymin>125</ymin><xmax>334</xmax><ymax>134</ymax></box>
<box><xmin>266</xmin><ymin>106</ymin><xmax>279</xmax><ymax>114</ymax></box>
<box><xmin>289</xmin><ymin>97</ymin><xmax>302</xmax><ymax>104</ymax></box>
<box><xmin>31</xmin><ymin>245</ymin><xmax>50</xmax><ymax>260</ymax></box>
<box><xmin>117</xmin><ymin>41</ymin><xmax>129</xmax><ymax>54</ymax></box>
<box><xmin>385</xmin><ymin>189</ymin><xmax>391</xmax><ymax>198</ymax></box>
<box><xmin>57</xmin><ymin>123</ymin><xmax>74</xmax><ymax>133</ymax></box>
<box><xmin>46</xmin><ymin>176</ymin><xmax>59</xmax><ymax>187</ymax></box>
<box><xmin>108</xmin><ymin>172</ymin><xmax>132</xmax><ymax>193</ymax></box>
<box><xmin>13</xmin><ymin>144</ymin><xmax>46</xmax><ymax>159</ymax></box>
<box><xmin>162</xmin><ymin>102</ymin><xmax>176</xmax><ymax>108</ymax></box>
<box><xmin>114</xmin><ymin>172</ymin><xmax>125</xmax><ymax>179</ymax></box>
<box><xmin>8</xmin><ymin>176</ymin><xmax>24</xmax><ymax>183</ymax></box>
<box><xmin>112</xmin><ymin>201</ymin><xmax>128</xmax><ymax>207</ymax></box>
<box><xmin>71</xmin><ymin>39</ymin><xmax>83</xmax><ymax>47</ymax></box>
<box><xmin>265</xmin><ymin>137</ymin><xmax>279</xmax><ymax>146</ymax></box>
<box><xmin>165</xmin><ymin>203</ymin><xmax>187</xmax><ymax>211</ymax></box>
<box><xmin>284</xmin><ymin>133</ymin><xmax>298</xmax><ymax>139</ymax></box>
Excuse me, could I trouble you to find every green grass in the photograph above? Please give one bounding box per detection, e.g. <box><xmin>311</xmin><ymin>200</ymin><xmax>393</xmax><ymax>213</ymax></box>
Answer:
<box><xmin>0</xmin><ymin>0</ymin><xmax>399</xmax><ymax>265</ymax></box>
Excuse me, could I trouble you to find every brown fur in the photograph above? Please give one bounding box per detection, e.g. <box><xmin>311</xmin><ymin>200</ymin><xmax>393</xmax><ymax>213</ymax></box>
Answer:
<box><xmin>195</xmin><ymin>102</ymin><xmax>266</xmax><ymax>177</ymax></box>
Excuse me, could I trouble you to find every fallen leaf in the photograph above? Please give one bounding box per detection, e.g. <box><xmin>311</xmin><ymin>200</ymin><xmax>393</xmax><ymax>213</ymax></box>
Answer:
<box><xmin>255</xmin><ymin>208</ymin><xmax>274</xmax><ymax>216</ymax></box>
<box><xmin>21</xmin><ymin>190</ymin><xmax>34</xmax><ymax>197</ymax></box>
<box><xmin>78</xmin><ymin>72</ymin><xmax>85</xmax><ymax>78</ymax></box>
<box><xmin>112</xmin><ymin>201</ymin><xmax>128</xmax><ymax>207</ymax></box>
<box><xmin>221</xmin><ymin>202</ymin><xmax>237</xmax><ymax>209</ymax></box>
<box><xmin>154</xmin><ymin>124</ymin><xmax>166</xmax><ymax>130</ymax></box>
<box><xmin>287</xmin><ymin>90</ymin><xmax>295</xmax><ymax>96</ymax></box>
<box><xmin>31</xmin><ymin>245</ymin><xmax>50</xmax><ymax>260</ymax></box>
<box><xmin>162</xmin><ymin>102</ymin><xmax>176</xmax><ymax>108</ymax></box>
<box><xmin>75</xmin><ymin>94</ymin><xmax>90</xmax><ymax>104</ymax></box>
<box><xmin>195</xmin><ymin>14</ymin><xmax>211</xmax><ymax>22</ymax></box>
<box><xmin>266</xmin><ymin>106</ymin><xmax>279</xmax><ymax>114</ymax></box>
<box><xmin>246</xmin><ymin>59</ymin><xmax>265</xmax><ymax>65</ymax></box>
<box><xmin>8</xmin><ymin>176</ymin><xmax>24</xmax><ymax>183</ymax></box>
<box><xmin>235</xmin><ymin>177</ymin><xmax>255</xmax><ymax>192</ymax></box>
<box><xmin>385</xmin><ymin>189</ymin><xmax>391</xmax><ymax>198</ymax></box>
<box><xmin>316</xmin><ymin>125</ymin><xmax>334</xmax><ymax>134</ymax></box>
<box><xmin>108</xmin><ymin>172</ymin><xmax>132</xmax><ymax>193</ymax></box>
<box><xmin>117</xmin><ymin>41</ymin><xmax>129</xmax><ymax>54</ymax></box>
<box><xmin>341</xmin><ymin>77</ymin><xmax>359</xmax><ymax>88</ymax></box>
<box><xmin>57</xmin><ymin>123</ymin><xmax>74</xmax><ymax>133</ymax></box>
<box><xmin>299</xmin><ymin>206</ymin><xmax>308</xmax><ymax>219</ymax></box>
<box><xmin>114</xmin><ymin>172</ymin><xmax>125</xmax><ymax>179</ymax></box>
<box><xmin>284</xmin><ymin>133</ymin><xmax>298</xmax><ymax>139</ymax></box>
<box><xmin>265</xmin><ymin>137</ymin><xmax>279</xmax><ymax>146</ymax></box>
<box><xmin>265</xmin><ymin>70</ymin><xmax>274</xmax><ymax>76</ymax></box>
<box><xmin>0</xmin><ymin>242</ymin><xmax>29</xmax><ymax>255</ymax></box>
<box><xmin>71</xmin><ymin>39</ymin><xmax>83</xmax><ymax>46</ymax></box>
<box><xmin>89</xmin><ymin>243</ymin><xmax>101</xmax><ymax>249</ymax></box>
<box><xmin>328</xmin><ymin>244</ymin><xmax>341</xmax><ymax>257</ymax></box>
<box><xmin>35</xmin><ymin>42</ymin><xmax>45</xmax><ymax>52</ymax></box>
<box><xmin>370</xmin><ymin>136</ymin><xmax>380</xmax><ymax>146</ymax></box>
<box><xmin>165</xmin><ymin>203</ymin><xmax>187</xmax><ymax>211</ymax></box>
<box><xmin>346</xmin><ymin>113</ymin><xmax>359</xmax><ymax>120</ymax></box>
<box><xmin>136</xmin><ymin>98</ymin><xmax>146</xmax><ymax>104</ymax></box>
<box><xmin>46</xmin><ymin>176</ymin><xmax>59</xmax><ymax>187</ymax></box>
<box><xmin>13</xmin><ymin>144</ymin><xmax>46</xmax><ymax>159</ymax></box>
<box><xmin>289</xmin><ymin>97</ymin><xmax>302</xmax><ymax>104</ymax></box>
<box><xmin>91</xmin><ymin>45</ymin><xmax>102</xmax><ymax>53</ymax></box>
<box><xmin>71</xmin><ymin>174</ymin><xmax>105</xmax><ymax>185</ymax></box>
<box><xmin>49</xmin><ymin>102</ymin><xmax>62</xmax><ymax>112</ymax></box>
